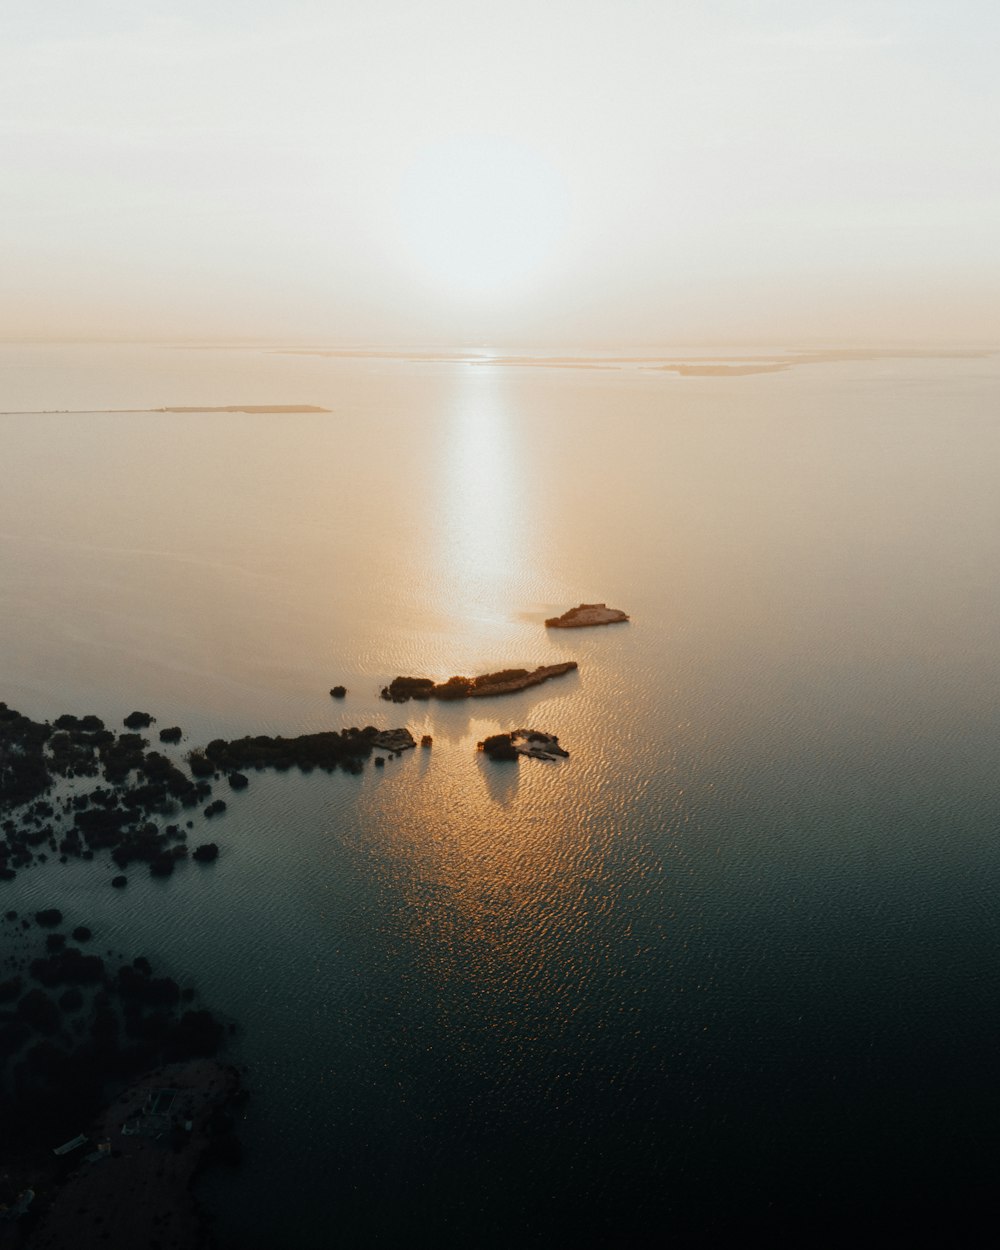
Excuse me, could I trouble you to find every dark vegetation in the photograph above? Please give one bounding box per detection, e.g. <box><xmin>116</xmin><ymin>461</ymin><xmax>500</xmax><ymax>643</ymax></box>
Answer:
<box><xmin>123</xmin><ymin>711</ymin><xmax>155</xmax><ymax>729</ymax></box>
<box><xmin>2</xmin><ymin>701</ymin><xmax>414</xmax><ymax>885</ymax></box>
<box><xmin>381</xmin><ymin>661</ymin><xmax>578</xmax><ymax>702</ymax></box>
<box><xmin>1</xmin><ymin>701</ymin><xmax>225</xmax><ymax>883</ymax></box>
<box><xmin>478</xmin><ymin>733</ymin><xmax>520</xmax><ymax>761</ymax></box>
<box><xmin>0</xmin><ymin>913</ymin><xmax>228</xmax><ymax>1149</ymax></box>
<box><xmin>1</xmin><ymin>703</ymin><xmax>247</xmax><ymax>1232</ymax></box>
<box><xmin>200</xmin><ymin>724</ymin><xmax>392</xmax><ymax>773</ymax></box>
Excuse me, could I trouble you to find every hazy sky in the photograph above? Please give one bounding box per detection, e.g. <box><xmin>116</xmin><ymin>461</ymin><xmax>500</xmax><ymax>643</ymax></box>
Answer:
<box><xmin>2</xmin><ymin>1</ymin><xmax>997</xmax><ymax>346</ymax></box>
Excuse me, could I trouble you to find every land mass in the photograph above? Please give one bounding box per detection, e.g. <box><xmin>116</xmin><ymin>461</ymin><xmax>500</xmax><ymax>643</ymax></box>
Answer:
<box><xmin>0</xmin><ymin>911</ymin><xmax>238</xmax><ymax>1248</ymax></box>
<box><xmin>20</xmin><ymin>1059</ymin><xmax>243</xmax><ymax>1250</ymax></box>
<box><xmin>479</xmin><ymin>730</ymin><xmax>570</xmax><ymax>761</ymax></box>
<box><xmin>381</xmin><ymin>662</ymin><xmax>578</xmax><ymax>703</ymax></box>
<box><xmin>0</xmin><ymin>405</ymin><xmax>330</xmax><ymax>416</ymax></box>
<box><xmin>0</xmin><ymin>703</ymin><xmax>415</xmax><ymax>885</ymax></box>
<box><xmin>153</xmin><ymin>404</ymin><xmax>330</xmax><ymax>413</ymax></box>
<box><xmin>546</xmin><ymin>603</ymin><xmax>629</xmax><ymax>628</ymax></box>
<box><xmin>271</xmin><ymin>346</ymin><xmax>995</xmax><ymax>377</ymax></box>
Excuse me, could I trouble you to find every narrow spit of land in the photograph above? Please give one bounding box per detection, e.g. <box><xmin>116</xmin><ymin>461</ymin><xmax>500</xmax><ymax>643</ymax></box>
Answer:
<box><xmin>0</xmin><ymin>404</ymin><xmax>330</xmax><ymax>415</ymax></box>
<box><xmin>271</xmin><ymin>345</ymin><xmax>995</xmax><ymax>375</ymax></box>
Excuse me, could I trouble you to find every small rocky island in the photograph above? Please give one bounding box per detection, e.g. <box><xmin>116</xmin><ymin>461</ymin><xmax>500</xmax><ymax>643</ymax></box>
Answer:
<box><xmin>381</xmin><ymin>662</ymin><xmax>577</xmax><ymax>703</ymax></box>
<box><xmin>478</xmin><ymin>730</ymin><xmax>570</xmax><ymax>761</ymax></box>
<box><xmin>545</xmin><ymin>603</ymin><xmax>629</xmax><ymax>628</ymax></box>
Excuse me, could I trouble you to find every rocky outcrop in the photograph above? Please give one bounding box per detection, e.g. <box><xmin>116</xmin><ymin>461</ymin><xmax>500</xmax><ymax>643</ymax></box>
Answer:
<box><xmin>382</xmin><ymin>662</ymin><xmax>578</xmax><ymax>703</ymax></box>
<box><xmin>545</xmin><ymin>603</ymin><xmax>629</xmax><ymax>628</ymax></box>
<box><xmin>478</xmin><ymin>729</ymin><xmax>570</xmax><ymax>761</ymax></box>
<box><xmin>511</xmin><ymin>730</ymin><xmax>570</xmax><ymax>759</ymax></box>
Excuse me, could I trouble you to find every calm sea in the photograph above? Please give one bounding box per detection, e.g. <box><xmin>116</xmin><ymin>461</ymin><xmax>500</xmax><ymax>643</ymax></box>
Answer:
<box><xmin>2</xmin><ymin>344</ymin><xmax>999</xmax><ymax>1245</ymax></box>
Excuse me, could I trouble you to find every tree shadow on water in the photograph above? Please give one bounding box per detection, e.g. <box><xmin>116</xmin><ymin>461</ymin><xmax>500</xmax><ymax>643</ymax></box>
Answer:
<box><xmin>477</xmin><ymin>753</ymin><xmax>520</xmax><ymax>807</ymax></box>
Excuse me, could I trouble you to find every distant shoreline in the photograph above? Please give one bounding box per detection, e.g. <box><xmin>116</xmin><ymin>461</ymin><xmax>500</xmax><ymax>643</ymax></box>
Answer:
<box><xmin>269</xmin><ymin>345</ymin><xmax>996</xmax><ymax>376</ymax></box>
<box><xmin>0</xmin><ymin>403</ymin><xmax>330</xmax><ymax>415</ymax></box>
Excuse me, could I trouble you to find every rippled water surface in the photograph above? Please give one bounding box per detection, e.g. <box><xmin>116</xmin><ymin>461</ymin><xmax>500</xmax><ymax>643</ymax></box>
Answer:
<box><xmin>2</xmin><ymin>345</ymin><xmax>999</xmax><ymax>1244</ymax></box>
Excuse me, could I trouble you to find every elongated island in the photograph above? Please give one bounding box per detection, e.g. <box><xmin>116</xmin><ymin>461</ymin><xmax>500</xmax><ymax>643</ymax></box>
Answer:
<box><xmin>381</xmin><ymin>662</ymin><xmax>578</xmax><ymax>703</ymax></box>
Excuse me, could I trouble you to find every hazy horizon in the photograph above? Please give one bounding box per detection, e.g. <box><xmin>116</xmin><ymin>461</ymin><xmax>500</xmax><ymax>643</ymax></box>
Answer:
<box><xmin>2</xmin><ymin>1</ymin><xmax>998</xmax><ymax>346</ymax></box>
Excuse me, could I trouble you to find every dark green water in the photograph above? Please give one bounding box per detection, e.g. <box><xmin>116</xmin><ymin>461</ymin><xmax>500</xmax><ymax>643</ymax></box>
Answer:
<box><xmin>2</xmin><ymin>345</ymin><xmax>999</xmax><ymax>1244</ymax></box>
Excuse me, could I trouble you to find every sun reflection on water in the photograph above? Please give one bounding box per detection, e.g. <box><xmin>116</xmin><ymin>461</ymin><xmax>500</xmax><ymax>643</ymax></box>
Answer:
<box><xmin>434</xmin><ymin>368</ymin><xmax>524</xmax><ymax>639</ymax></box>
<box><xmin>355</xmin><ymin>738</ymin><xmax>626</xmax><ymax>1056</ymax></box>
<box><xmin>349</xmin><ymin>368</ymin><xmax>639</xmax><ymax>1057</ymax></box>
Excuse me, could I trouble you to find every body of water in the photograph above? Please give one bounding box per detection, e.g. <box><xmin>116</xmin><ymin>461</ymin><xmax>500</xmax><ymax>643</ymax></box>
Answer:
<box><xmin>2</xmin><ymin>343</ymin><xmax>999</xmax><ymax>1244</ymax></box>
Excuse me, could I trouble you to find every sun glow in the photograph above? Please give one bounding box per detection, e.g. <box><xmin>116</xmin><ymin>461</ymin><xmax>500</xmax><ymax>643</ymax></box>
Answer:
<box><xmin>397</xmin><ymin>135</ymin><xmax>568</xmax><ymax>298</ymax></box>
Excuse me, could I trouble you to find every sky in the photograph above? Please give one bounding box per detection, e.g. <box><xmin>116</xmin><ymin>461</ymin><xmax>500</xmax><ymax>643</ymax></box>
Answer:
<box><xmin>1</xmin><ymin>1</ymin><xmax>998</xmax><ymax>347</ymax></box>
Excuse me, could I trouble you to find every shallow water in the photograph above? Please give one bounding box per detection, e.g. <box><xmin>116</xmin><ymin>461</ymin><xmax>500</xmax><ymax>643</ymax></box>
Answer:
<box><xmin>2</xmin><ymin>344</ymin><xmax>999</xmax><ymax>1243</ymax></box>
